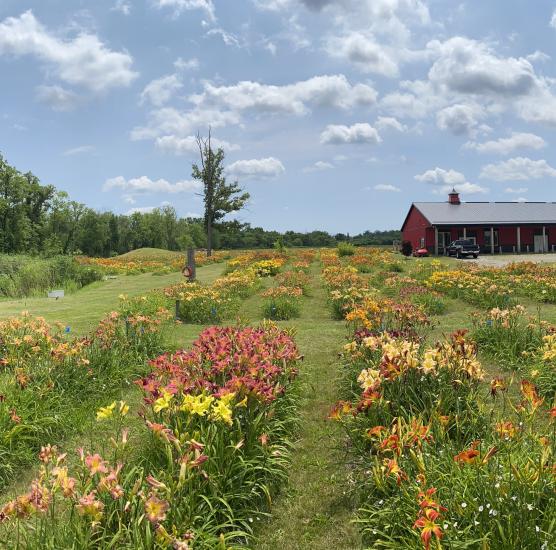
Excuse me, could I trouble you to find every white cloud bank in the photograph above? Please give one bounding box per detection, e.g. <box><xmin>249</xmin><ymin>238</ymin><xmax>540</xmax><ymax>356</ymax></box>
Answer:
<box><xmin>227</xmin><ymin>158</ymin><xmax>285</xmax><ymax>179</ymax></box>
<box><xmin>320</xmin><ymin>123</ymin><xmax>381</xmax><ymax>145</ymax></box>
<box><xmin>0</xmin><ymin>11</ymin><xmax>137</xmax><ymax>93</ymax></box>
<box><xmin>480</xmin><ymin>157</ymin><xmax>556</xmax><ymax>181</ymax></box>
<box><xmin>103</xmin><ymin>176</ymin><xmax>202</xmax><ymax>195</ymax></box>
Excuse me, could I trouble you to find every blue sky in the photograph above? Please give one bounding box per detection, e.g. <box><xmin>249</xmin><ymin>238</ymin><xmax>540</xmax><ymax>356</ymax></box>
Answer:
<box><xmin>2</xmin><ymin>1</ymin><xmax>556</xmax><ymax>233</ymax></box>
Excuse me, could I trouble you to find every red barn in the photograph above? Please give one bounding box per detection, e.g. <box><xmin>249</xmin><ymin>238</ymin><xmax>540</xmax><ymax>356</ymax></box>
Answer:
<box><xmin>401</xmin><ymin>190</ymin><xmax>556</xmax><ymax>255</ymax></box>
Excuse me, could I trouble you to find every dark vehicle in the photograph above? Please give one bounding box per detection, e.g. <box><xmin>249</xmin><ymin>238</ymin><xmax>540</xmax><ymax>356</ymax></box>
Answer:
<box><xmin>446</xmin><ymin>239</ymin><xmax>480</xmax><ymax>259</ymax></box>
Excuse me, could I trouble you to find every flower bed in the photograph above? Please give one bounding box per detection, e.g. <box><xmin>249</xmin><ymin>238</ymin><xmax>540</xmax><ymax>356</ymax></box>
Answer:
<box><xmin>0</xmin><ymin>307</ymin><xmax>169</xmax><ymax>489</ymax></box>
<box><xmin>332</xmin><ymin>326</ymin><xmax>556</xmax><ymax>548</ymax></box>
<box><xmin>261</xmin><ymin>286</ymin><xmax>303</xmax><ymax>320</ymax></box>
<box><xmin>0</xmin><ymin>324</ymin><xmax>302</xmax><ymax>548</ymax></box>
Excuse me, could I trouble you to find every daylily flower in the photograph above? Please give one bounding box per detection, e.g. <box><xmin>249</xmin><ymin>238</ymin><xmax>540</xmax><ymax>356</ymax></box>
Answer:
<box><xmin>85</xmin><ymin>453</ymin><xmax>109</xmax><ymax>476</ymax></box>
<box><xmin>76</xmin><ymin>492</ymin><xmax>104</xmax><ymax>522</ymax></box>
<box><xmin>414</xmin><ymin>508</ymin><xmax>443</xmax><ymax>550</ymax></box>
<box><xmin>144</xmin><ymin>494</ymin><xmax>169</xmax><ymax>524</ymax></box>
<box><xmin>96</xmin><ymin>401</ymin><xmax>117</xmax><ymax>420</ymax></box>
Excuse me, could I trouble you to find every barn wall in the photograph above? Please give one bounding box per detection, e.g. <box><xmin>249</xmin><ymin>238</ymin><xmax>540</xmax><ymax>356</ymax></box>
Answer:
<box><xmin>549</xmin><ymin>226</ymin><xmax>556</xmax><ymax>246</ymax></box>
<box><xmin>401</xmin><ymin>206</ymin><xmax>431</xmax><ymax>250</ymax></box>
<box><xmin>520</xmin><ymin>226</ymin><xmax>534</xmax><ymax>247</ymax></box>
<box><xmin>499</xmin><ymin>226</ymin><xmax>515</xmax><ymax>247</ymax></box>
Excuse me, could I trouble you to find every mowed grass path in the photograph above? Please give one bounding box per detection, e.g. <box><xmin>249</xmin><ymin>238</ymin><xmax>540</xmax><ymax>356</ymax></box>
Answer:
<box><xmin>247</xmin><ymin>266</ymin><xmax>362</xmax><ymax>549</ymax></box>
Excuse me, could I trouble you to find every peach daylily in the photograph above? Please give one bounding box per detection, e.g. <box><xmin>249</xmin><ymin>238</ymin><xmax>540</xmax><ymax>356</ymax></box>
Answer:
<box><xmin>144</xmin><ymin>494</ymin><xmax>169</xmax><ymax>524</ymax></box>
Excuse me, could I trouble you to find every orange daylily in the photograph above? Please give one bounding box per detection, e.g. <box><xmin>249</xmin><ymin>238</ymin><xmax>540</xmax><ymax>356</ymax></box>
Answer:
<box><xmin>414</xmin><ymin>508</ymin><xmax>443</xmax><ymax>550</ymax></box>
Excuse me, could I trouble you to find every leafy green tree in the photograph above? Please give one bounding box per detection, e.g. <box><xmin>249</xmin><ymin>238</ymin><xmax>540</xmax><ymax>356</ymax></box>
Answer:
<box><xmin>192</xmin><ymin>131</ymin><xmax>250</xmax><ymax>256</ymax></box>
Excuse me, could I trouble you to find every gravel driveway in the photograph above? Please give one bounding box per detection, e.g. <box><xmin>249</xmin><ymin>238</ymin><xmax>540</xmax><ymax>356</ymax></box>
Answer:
<box><xmin>456</xmin><ymin>253</ymin><xmax>556</xmax><ymax>267</ymax></box>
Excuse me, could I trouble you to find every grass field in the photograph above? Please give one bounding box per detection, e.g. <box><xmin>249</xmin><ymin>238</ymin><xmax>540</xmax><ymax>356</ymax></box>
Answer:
<box><xmin>0</xmin><ymin>251</ymin><xmax>554</xmax><ymax>548</ymax></box>
<box><xmin>0</xmin><ymin>265</ymin><xmax>223</xmax><ymax>335</ymax></box>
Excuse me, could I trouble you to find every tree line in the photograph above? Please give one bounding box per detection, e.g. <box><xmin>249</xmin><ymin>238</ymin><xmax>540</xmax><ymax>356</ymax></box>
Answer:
<box><xmin>0</xmin><ymin>153</ymin><xmax>399</xmax><ymax>257</ymax></box>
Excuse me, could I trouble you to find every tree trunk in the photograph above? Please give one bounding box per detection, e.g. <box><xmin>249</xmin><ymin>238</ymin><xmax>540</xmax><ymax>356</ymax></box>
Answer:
<box><xmin>206</xmin><ymin>216</ymin><xmax>212</xmax><ymax>257</ymax></box>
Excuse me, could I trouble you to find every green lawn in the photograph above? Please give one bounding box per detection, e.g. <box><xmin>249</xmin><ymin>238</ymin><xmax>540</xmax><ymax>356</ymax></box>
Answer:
<box><xmin>0</xmin><ymin>264</ymin><xmax>224</xmax><ymax>335</ymax></box>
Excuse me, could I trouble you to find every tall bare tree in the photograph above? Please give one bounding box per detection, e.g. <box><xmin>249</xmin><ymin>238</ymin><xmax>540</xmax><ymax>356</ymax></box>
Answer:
<box><xmin>192</xmin><ymin>130</ymin><xmax>250</xmax><ymax>256</ymax></box>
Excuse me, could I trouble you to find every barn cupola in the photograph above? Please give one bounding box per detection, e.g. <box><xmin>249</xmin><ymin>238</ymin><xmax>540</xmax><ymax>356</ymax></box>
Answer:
<box><xmin>448</xmin><ymin>188</ymin><xmax>461</xmax><ymax>205</ymax></box>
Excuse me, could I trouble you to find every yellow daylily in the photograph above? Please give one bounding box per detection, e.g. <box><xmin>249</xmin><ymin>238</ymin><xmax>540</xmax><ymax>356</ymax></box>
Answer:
<box><xmin>153</xmin><ymin>390</ymin><xmax>173</xmax><ymax>413</ymax></box>
<box><xmin>96</xmin><ymin>402</ymin><xmax>117</xmax><ymax>421</ymax></box>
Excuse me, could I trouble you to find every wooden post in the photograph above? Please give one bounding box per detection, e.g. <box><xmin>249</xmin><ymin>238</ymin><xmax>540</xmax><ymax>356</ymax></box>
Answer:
<box><xmin>175</xmin><ymin>300</ymin><xmax>180</xmax><ymax>321</ymax></box>
<box><xmin>463</xmin><ymin>227</ymin><xmax>467</xmax><ymax>239</ymax></box>
<box><xmin>491</xmin><ymin>226</ymin><xmax>495</xmax><ymax>255</ymax></box>
<box><xmin>542</xmin><ymin>226</ymin><xmax>546</xmax><ymax>253</ymax></box>
<box><xmin>434</xmin><ymin>227</ymin><xmax>439</xmax><ymax>256</ymax></box>
<box><xmin>517</xmin><ymin>226</ymin><xmax>521</xmax><ymax>253</ymax></box>
<box><xmin>187</xmin><ymin>248</ymin><xmax>196</xmax><ymax>281</ymax></box>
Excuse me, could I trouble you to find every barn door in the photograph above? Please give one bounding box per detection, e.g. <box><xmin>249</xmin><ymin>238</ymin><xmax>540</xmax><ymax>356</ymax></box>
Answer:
<box><xmin>534</xmin><ymin>235</ymin><xmax>548</xmax><ymax>253</ymax></box>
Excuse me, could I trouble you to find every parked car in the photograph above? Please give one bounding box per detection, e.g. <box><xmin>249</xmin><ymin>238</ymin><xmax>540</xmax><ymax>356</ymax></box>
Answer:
<box><xmin>446</xmin><ymin>239</ymin><xmax>480</xmax><ymax>259</ymax></box>
<box><xmin>413</xmin><ymin>247</ymin><xmax>429</xmax><ymax>257</ymax></box>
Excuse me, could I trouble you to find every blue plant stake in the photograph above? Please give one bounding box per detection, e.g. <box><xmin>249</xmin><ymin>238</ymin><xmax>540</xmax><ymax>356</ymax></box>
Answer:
<box><xmin>487</xmin><ymin>319</ymin><xmax>493</xmax><ymax>326</ymax></box>
<box><xmin>211</xmin><ymin>306</ymin><xmax>217</xmax><ymax>320</ymax></box>
<box><xmin>64</xmin><ymin>326</ymin><xmax>71</xmax><ymax>334</ymax></box>
<box><xmin>271</xmin><ymin>305</ymin><xmax>277</xmax><ymax>318</ymax></box>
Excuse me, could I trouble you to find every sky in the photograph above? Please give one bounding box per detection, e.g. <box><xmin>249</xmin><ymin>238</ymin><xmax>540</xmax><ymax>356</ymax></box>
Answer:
<box><xmin>2</xmin><ymin>1</ymin><xmax>556</xmax><ymax>233</ymax></box>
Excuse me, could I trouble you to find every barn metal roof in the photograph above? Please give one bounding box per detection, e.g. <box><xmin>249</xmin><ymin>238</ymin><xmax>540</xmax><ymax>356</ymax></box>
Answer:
<box><xmin>413</xmin><ymin>202</ymin><xmax>556</xmax><ymax>226</ymax></box>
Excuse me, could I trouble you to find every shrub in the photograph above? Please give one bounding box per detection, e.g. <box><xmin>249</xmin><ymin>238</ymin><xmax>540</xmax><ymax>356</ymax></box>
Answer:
<box><xmin>166</xmin><ymin>282</ymin><xmax>238</xmax><ymax>324</ymax></box>
<box><xmin>261</xmin><ymin>286</ymin><xmax>302</xmax><ymax>320</ymax></box>
<box><xmin>0</xmin><ymin>255</ymin><xmax>103</xmax><ymax>298</ymax></box>
<box><xmin>410</xmin><ymin>292</ymin><xmax>446</xmax><ymax>315</ymax></box>
<box><xmin>337</xmin><ymin>242</ymin><xmax>356</xmax><ymax>257</ymax></box>
<box><xmin>401</xmin><ymin>240</ymin><xmax>413</xmax><ymax>257</ymax></box>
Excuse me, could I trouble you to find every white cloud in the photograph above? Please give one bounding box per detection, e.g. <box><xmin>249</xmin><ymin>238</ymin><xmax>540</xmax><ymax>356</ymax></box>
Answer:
<box><xmin>127</xmin><ymin>206</ymin><xmax>158</xmax><ymax>214</ymax></box>
<box><xmin>435</xmin><ymin>182</ymin><xmax>488</xmax><ymax>195</ymax></box>
<box><xmin>133</xmin><ymin>75</ymin><xmax>378</xmax><ymax>154</ymax></box>
<box><xmin>505</xmin><ymin>187</ymin><xmax>528</xmax><ymax>194</ymax></box>
<box><xmin>265</xmin><ymin>41</ymin><xmax>277</xmax><ymax>55</ymax></box>
<box><xmin>415</xmin><ymin>167</ymin><xmax>488</xmax><ymax>195</ymax></box>
<box><xmin>415</xmin><ymin>167</ymin><xmax>466</xmax><ymax>186</ymax></box>
<box><xmin>154</xmin><ymin>0</ymin><xmax>216</xmax><ymax>21</ymax></box>
<box><xmin>227</xmin><ymin>157</ymin><xmax>285</xmax><ymax>179</ymax></box>
<box><xmin>140</xmin><ymin>74</ymin><xmax>183</xmax><ymax>106</ymax></box>
<box><xmin>427</xmin><ymin>37</ymin><xmax>536</xmax><ymax>97</ymax></box>
<box><xmin>303</xmin><ymin>161</ymin><xmax>334</xmax><ymax>173</ymax></box>
<box><xmin>512</xmin><ymin>197</ymin><xmax>528</xmax><ymax>203</ymax></box>
<box><xmin>36</xmin><ymin>85</ymin><xmax>81</xmax><ymax>111</ymax></box>
<box><xmin>0</xmin><ymin>11</ymin><xmax>138</xmax><ymax>93</ymax></box>
<box><xmin>252</xmin><ymin>0</ymin><xmax>293</xmax><ymax>11</ymax></box>
<box><xmin>375</xmin><ymin>116</ymin><xmax>407</xmax><ymax>132</ymax></box>
<box><xmin>464</xmin><ymin>132</ymin><xmax>546</xmax><ymax>155</ymax></box>
<box><xmin>131</xmin><ymin>107</ymin><xmax>240</xmax><ymax>141</ymax></box>
<box><xmin>63</xmin><ymin>145</ymin><xmax>95</xmax><ymax>156</ymax></box>
<box><xmin>480</xmin><ymin>157</ymin><xmax>556</xmax><ymax>181</ymax></box>
<box><xmin>374</xmin><ymin>184</ymin><xmax>400</xmax><ymax>192</ymax></box>
<box><xmin>104</xmin><ymin>175</ymin><xmax>202</xmax><ymax>195</ymax></box>
<box><xmin>189</xmin><ymin>75</ymin><xmax>377</xmax><ymax>116</ymax></box>
<box><xmin>155</xmin><ymin>135</ymin><xmax>239</xmax><ymax>155</ymax></box>
<box><xmin>551</xmin><ymin>9</ymin><xmax>556</xmax><ymax>29</ymax></box>
<box><xmin>206</xmin><ymin>28</ymin><xmax>243</xmax><ymax>48</ymax></box>
<box><xmin>436</xmin><ymin>103</ymin><xmax>485</xmax><ymax>136</ymax></box>
<box><xmin>174</xmin><ymin>57</ymin><xmax>199</xmax><ymax>71</ymax></box>
<box><xmin>320</xmin><ymin>123</ymin><xmax>381</xmax><ymax>145</ymax></box>
<box><xmin>325</xmin><ymin>32</ymin><xmax>399</xmax><ymax>77</ymax></box>
<box><xmin>526</xmin><ymin>50</ymin><xmax>550</xmax><ymax>63</ymax></box>
<box><xmin>112</xmin><ymin>1</ymin><xmax>131</xmax><ymax>15</ymax></box>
